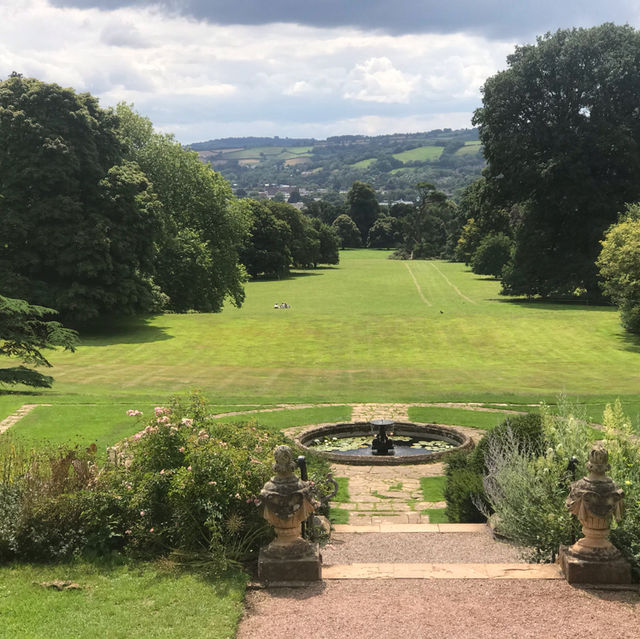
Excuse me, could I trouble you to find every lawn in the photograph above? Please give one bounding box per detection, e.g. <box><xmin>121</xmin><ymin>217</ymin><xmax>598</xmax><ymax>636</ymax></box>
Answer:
<box><xmin>213</xmin><ymin>406</ymin><xmax>352</xmax><ymax>432</ymax></box>
<box><xmin>0</xmin><ymin>560</ymin><xmax>246</xmax><ymax>639</ymax></box>
<box><xmin>393</xmin><ymin>145</ymin><xmax>444</xmax><ymax>163</ymax></box>
<box><xmin>15</xmin><ymin>250</ymin><xmax>638</xmax><ymax>408</ymax></box>
<box><xmin>408</xmin><ymin>406</ymin><xmax>524</xmax><ymax>430</ymax></box>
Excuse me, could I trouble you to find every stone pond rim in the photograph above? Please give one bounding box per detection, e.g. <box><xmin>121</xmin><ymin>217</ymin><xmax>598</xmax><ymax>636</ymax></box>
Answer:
<box><xmin>294</xmin><ymin>421</ymin><xmax>473</xmax><ymax>465</ymax></box>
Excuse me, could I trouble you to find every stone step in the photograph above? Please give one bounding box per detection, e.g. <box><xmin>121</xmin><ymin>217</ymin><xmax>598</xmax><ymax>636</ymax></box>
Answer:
<box><xmin>322</xmin><ymin>562</ymin><xmax>562</xmax><ymax>580</ymax></box>
<box><xmin>333</xmin><ymin>523</ymin><xmax>487</xmax><ymax>533</ymax></box>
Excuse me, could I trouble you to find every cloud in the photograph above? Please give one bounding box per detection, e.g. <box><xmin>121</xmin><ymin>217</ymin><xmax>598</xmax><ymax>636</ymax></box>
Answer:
<box><xmin>49</xmin><ymin>0</ymin><xmax>640</xmax><ymax>39</ymax></box>
<box><xmin>4</xmin><ymin>0</ymin><xmax>640</xmax><ymax>144</ymax></box>
<box><xmin>343</xmin><ymin>57</ymin><xmax>419</xmax><ymax>104</ymax></box>
<box><xmin>101</xmin><ymin>19</ymin><xmax>150</xmax><ymax>48</ymax></box>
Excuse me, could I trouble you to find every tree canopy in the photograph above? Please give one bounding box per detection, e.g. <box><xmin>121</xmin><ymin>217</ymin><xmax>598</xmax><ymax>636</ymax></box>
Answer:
<box><xmin>473</xmin><ymin>24</ymin><xmax>640</xmax><ymax>297</ymax></box>
<box><xmin>115</xmin><ymin>104</ymin><xmax>249</xmax><ymax>313</ymax></box>
<box><xmin>347</xmin><ymin>181</ymin><xmax>380</xmax><ymax>239</ymax></box>
<box><xmin>239</xmin><ymin>200</ymin><xmax>339</xmax><ymax>278</ymax></box>
<box><xmin>0</xmin><ymin>295</ymin><xmax>78</xmax><ymax>387</ymax></box>
<box><xmin>0</xmin><ymin>76</ymin><xmax>163</xmax><ymax>321</ymax></box>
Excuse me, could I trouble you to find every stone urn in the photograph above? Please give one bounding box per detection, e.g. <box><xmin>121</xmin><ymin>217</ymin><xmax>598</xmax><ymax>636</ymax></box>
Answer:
<box><xmin>559</xmin><ymin>444</ymin><xmax>631</xmax><ymax>584</ymax></box>
<box><xmin>258</xmin><ymin>445</ymin><xmax>321</xmax><ymax>583</ymax></box>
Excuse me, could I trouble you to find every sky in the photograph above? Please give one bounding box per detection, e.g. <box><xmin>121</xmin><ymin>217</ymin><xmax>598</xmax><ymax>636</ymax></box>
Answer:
<box><xmin>2</xmin><ymin>1</ymin><xmax>640</xmax><ymax>144</ymax></box>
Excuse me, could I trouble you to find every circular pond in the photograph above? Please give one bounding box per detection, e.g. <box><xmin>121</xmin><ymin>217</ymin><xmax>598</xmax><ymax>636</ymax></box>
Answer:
<box><xmin>295</xmin><ymin>421</ymin><xmax>472</xmax><ymax>465</ymax></box>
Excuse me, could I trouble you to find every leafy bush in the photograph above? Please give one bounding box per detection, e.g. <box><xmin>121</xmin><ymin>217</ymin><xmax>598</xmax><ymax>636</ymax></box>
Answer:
<box><xmin>444</xmin><ymin>413</ymin><xmax>543</xmax><ymax>523</ymax></box>
<box><xmin>480</xmin><ymin>399</ymin><xmax>640</xmax><ymax>567</ymax></box>
<box><xmin>0</xmin><ymin>392</ymin><xmax>332</xmax><ymax>570</ymax></box>
<box><xmin>470</xmin><ymin>232</ymin><xmax>513</xmax><ymax>277</ymax></box>
<box><xmin>444</xmin><ymin>468</ymin><xmax>486</xmax><ymax>523</ymax></box>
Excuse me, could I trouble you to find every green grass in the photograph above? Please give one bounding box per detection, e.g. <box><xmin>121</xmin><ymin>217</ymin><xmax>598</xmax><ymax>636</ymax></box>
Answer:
<box><xmin>222</xmin><ymin>146</ymin><xmax>312</xmax><ymax>160</ymax></box>
<box><xmin>393</xmin><ymin>145</ymin><xmax>444</xmax><ymax>163</ymax></box>
<box><xmin>0</xmin><ymin>397</ymin><xmax>28</xmax><ymax>421</ymax></box>
<box><xmin>455</xmin><ymin>144</ymin><xmax>482</xmax><ymax>156</ymax></box>
<box><xmin>5</xmin><ymin>405</ymin><xmax>351</xmax><ymax>451</ymax></box>
<box><xmin>213</xmin><ymin>406</ymin><xmax>352</xmax><ymax>432</ymax></box>
<box><xmin>0</xmin><ymin>560</ymin><xmax>246</xmax><ymax>638</ymax></box>
<box><xmin>333</xmin><ymin>476</ymin><xmax>350</xmax><ymax>503</ymax></box>
<box><xmin>422</xmin><ymin>508</ymin><xmax>449</xmax><ymax>523</ymax></box>
<box><xmin>3</xmin><ymin>250</ymin><xmax>640</xmax><ymax>408</ymax></box>
<box><xmin>7</xmin><ymin>404</ymin><xmax>156</xmax><ymax>451</ymax></box>
<box><xmin>350</xmin><ymin>157</ymin><xmax>376</xmax><ymax>169</ymax></box>
<box><xmin>420</xmin><ymin>476</ymin><xmax>447</xmax><ymax>502</ymax></box>
<box><xmin>388</xmin><ymin>482</ymin><xmax>403</xmax><ymax>491</ymax></box>
<box><xmin>329</xmin><ymin>507</ymin><xmax>350</xmax><ymax>524</ymax></box>
<box><xmin>408</xmin><ymin>406</ymin><xmax>523</xmax><ymax>430</ymax></box>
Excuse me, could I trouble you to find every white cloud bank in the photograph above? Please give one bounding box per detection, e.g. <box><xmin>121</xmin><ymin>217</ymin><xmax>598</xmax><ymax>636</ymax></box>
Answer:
<box><xmin>0</xmin><ymin>0</ymin><xmax>527</xmax><ymax>142</ymax></box>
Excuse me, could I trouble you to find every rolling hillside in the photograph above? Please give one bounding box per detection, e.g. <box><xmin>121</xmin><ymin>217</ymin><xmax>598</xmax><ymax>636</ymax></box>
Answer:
<box><xmin>191</xmin><ymin>128</ymin><xmax>485</xmax><ymax>200</ymax></box>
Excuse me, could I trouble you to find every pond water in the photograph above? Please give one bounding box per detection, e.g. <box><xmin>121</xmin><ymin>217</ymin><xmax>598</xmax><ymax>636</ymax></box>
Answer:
<box><xmin>307</xmin><ymin>434</ymin><xmax>456</xmax><ymax>457</ymax></box>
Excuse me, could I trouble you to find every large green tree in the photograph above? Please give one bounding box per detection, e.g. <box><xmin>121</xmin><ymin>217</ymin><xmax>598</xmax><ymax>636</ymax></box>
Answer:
<box><xmin>116</xmin><ymin>104</ymin><xmax>248</xmax><ymax>313</ymax></box>
<box><xmin>474</xmin><ymin>24</ymin><xmax>640</xmax><ymax>297</ymax></box>
<box><xmin>346</xmin><ymin>181</ymin><xmax>380</xmax><ymax>238</ymax></box>
<box><xmin>399</xmin><ymin>183</ymin><xmax>459</xmax><ymax>259</ymax></box>
<box><xmin>0</xmin><ymin>295</ymin><xmax>78</xmax><ymax>387</ymax></box>
<box><xmin>239</xmin><ymin>200</ymin><xmax>292</xmax><ymax>279</ymax></box>
<box><xmin>0</xmin><ymin>76</ymin><xmax>162</xmax><ymax>321</ymax></box>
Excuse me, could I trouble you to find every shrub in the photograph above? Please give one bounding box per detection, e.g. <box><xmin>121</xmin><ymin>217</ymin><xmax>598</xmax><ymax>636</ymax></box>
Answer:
<box><xmin>480</xmin><ymin>399</ymin><xmax>640</xmax><ymax>566</ymax></box>
<box><xmin>0</xmin><ymin>392</ymin><xmax>335</xmax><ymax>570</ymax></box>
<box><xmin>444</xmin><ymin>413</ymin><xmax>543</xmax><ymax>523</ymax></box>
<box><xmin>444</xmin><ymin>468</ymin><xmax>486</xmax><ymax>523</ymax></box>
<box><xmin>470</xmin><ymin>232</ymin><xmax>512</xmax><ymax>277</ymax></box>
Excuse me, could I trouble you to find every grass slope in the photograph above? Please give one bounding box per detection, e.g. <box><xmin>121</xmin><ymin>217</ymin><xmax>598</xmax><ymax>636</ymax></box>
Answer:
<box><xmin>15</xmin><ymin>250</ymin><xmax>637</xmax><ymax>407</ymax></box>
<box><xmin>393</xmin><ymin>145</ymin><xmax>444</xmax><ymax>163</ymax></box>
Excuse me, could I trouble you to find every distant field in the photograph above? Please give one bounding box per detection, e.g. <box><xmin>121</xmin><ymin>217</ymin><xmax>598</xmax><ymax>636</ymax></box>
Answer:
<box><xmin>222</xmin><ymin>146</ymin><xmax>312</xmax><ymax>160</ymax></box>
<box><xmin>285</xmin><ymin>156</ymin><xmax>312</xmax><ymax>166</ymax></box>
<box><xmin>6</xmin><ymin>250</ymin><xmax>638</xmax><ymax>410</ymax></box>
<box><xmin>393</xmin><ymin>146</ymin><xmax>444</xmax><ymax>163</ymax></box>
<box><xmin>350</xmin><ymin>157</ymin><xmax>377</xmax><ymax>169</ymax></box>
<box><xmin>455</xmin><ymin>144</ymin><xmax>482</xmax><ymax>156</ymax></box>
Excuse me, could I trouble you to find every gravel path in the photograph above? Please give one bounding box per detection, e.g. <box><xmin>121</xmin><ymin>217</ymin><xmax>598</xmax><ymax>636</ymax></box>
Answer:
<box><xmin>322</xmin><ymin>531</ymin><xmax>525</xmax><ymax>564</ymax></box>
<box><xmin>237</xmin><ymin>580</ymin><xmax>640</xmax><ymax>639</ymax></box>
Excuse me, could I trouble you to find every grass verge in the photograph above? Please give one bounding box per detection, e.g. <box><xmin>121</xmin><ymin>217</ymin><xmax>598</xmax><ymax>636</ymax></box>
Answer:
<box><xmin>0</xmin><ymin>559</ymin><xmax>246</xmax><ymax>639</ymax></box>
<box><xmin>329</xmin><ymin>508</ymin><xmax>350</xmax><ymax>525</ymax></box>
<box><xmin>420</xmin><ymin>476</ymin><xmax>447</xmax><ymax>502</ymax></box>
<box><xmin>422</xmin><ymin>508</ymin><xmax>449</xmax><ymax>523</ymax></box>
<box><xmin>333</xmin><ymin>477</ymin><xmax>350</xmax><ymax>503</ymax></box>
<box><xmin>409</xmin><ymin>406</ymin><xmax>524</xmax><ymax>430</ymax></box>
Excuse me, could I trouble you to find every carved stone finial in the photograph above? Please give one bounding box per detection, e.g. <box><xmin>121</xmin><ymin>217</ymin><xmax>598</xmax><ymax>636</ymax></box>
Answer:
<box><xmin>586</xmin><ymin>444</ymin><xmax>610</xmax><ymax>479</ymax></box>
<box><xmin>559</xmin><ymin>443</ymin><xmax>631</xmax><ymax>584</ymax></box>
<box><xmin>272</xmin><ymin>444</ymin><xmax>298</xmax><ymax>478</ymax></box>
<box><xmin>257</xmin><ymin>446</ymin><xmax>321</xmax><ymax>583</ymax></box>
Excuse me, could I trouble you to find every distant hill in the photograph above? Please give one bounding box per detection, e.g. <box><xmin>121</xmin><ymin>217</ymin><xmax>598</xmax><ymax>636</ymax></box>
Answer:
<box><xmin>190</xmin><ymin>128</ymin><xmax>484</xmax><ymax>200</ymax></box>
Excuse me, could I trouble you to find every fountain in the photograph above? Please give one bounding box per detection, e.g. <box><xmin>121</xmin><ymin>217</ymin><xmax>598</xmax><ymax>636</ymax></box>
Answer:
<box><xmin>371</xmin><ymin>419</ymin><xmax>394</xmax><ymax>455</ymax></box>
<box><xmin>296</xmin><ymin>419</ymin><xmax>472</xmax><ymax>465</ymax></box>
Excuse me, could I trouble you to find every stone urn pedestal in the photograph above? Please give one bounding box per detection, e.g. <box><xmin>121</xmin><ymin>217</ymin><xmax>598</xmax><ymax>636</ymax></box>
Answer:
<box><xmin>559</xmin><ymin>444</ymin><xmax>631</xmax><ymax>585</ymax></box>
<box><xmin>258</xmin><ymin>446</ymin><xmax>321</xmax><ymax>584</ymax></box>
